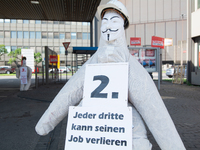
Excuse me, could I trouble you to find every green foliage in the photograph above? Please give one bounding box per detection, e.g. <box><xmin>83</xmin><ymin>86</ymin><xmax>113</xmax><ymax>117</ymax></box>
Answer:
<box><xmin>0</xmin><ymin>45</ymin><xmax>8</xmax><ymax>60</ymax></box>
<box><xmin>34</xmin><ymin>52</ymin><xmax>42</xmax><ymax>64</ymax></box>
<box><xmin>7</xmin><ymin>48</ymin><xmax>21</xmax><ymax>64</ymax></box>
<box><xmin>7</xmin><ymin>48</ymin><xmax>42</xmax><ymax>65</ymax></box>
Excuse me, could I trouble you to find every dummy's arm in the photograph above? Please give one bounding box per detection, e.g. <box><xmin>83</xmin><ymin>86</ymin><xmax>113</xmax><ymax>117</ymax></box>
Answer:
<box><xmin>35</xmin><ymin>66</ymin><xmax>86</xmax><ymax>135</ymax></box>
<box><xmin>128</xmin><ymin>58</ymin><xmax>185</xmax><ymax>150</ymax></box>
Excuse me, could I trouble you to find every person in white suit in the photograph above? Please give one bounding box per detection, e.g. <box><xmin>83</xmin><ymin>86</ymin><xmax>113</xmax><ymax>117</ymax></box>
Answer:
<box><xmin>36</xmin><ymin>1</ymin><xmax>185</xmax><ymax>149</ymax></box>
<box><xmin>16</xmin><ymin>57</ymin><xmax>32</xmax><ymax>91</ymax></box>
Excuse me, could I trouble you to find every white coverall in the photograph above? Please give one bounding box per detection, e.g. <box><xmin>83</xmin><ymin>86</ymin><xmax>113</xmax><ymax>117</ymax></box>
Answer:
<box><xmin>16</xmin><ymin>60</ymin><xmax>32</xmax><ymax>91</ymax></box>
<box><xmin>36</xmin><ymin>9</ymin><xmax>185</xmax><ymax>150</ymax></box>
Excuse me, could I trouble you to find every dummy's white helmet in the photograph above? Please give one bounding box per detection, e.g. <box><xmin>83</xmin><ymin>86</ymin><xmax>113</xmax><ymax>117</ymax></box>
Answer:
<box><xmin>97</xmin><ymin>0</ymin><xmax>129</xmax><ymax>29</ymax></box>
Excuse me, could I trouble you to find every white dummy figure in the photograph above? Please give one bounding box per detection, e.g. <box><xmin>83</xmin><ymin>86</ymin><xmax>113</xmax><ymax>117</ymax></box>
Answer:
<box><xmin>36</xmin><ymin>0</ymin><xmax>186</xmax><ymax>149</ymax></box>
<box><xmin>16</xmin><ymin>57</ymin><xmax>32</xmax><ymax>91</ymax></box>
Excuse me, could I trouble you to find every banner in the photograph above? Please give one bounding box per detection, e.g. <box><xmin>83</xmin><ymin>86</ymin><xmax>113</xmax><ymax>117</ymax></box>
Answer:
<box><xmin>164</xmin><ymin>38</ymin><xmax>173</xmax><ymax>46</ymax></box>
<box><xmin>65</xmin><ymin>107</ymin><xmax>132</xmax><ymax>150</ymax></box>
<box><xmin>151</xmin><ymin>36</ymin><xmax>164</xmax><ymax>49</ymax></box>
<box><xmin>21</xmin><ymin>49</ymin><xmax>34</xmax><ymax>71</ymax></box>
<box><xmin>49</xmin><ymin>55</ymin><xmax>57</xmax><ymax>63</ymax></box>
<box><xmin>129</xmin><ymin>48</ymin><xmax>157</xmax><ymax>72</ymax></box>
<box><xmin>130</xmin><ymin>37</ymin><xmax>141</xmax><ymax>46</ymax></box>
<box><xmin>83</xmin><ymin>63</ymin><xmax>128</xmax><ymax>107</ymax></box>
<box><xmin>20</xmin><ymin>67</ymin><xmax>27</xmax><ymax>84</ymax></box>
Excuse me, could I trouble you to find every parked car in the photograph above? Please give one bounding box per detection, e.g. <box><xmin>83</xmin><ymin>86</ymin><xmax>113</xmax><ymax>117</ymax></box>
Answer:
<box><xmin>49</xmin><ymin>68</ymin><xmax>57</xmax><ymax>73</ymax></box>
<box><xmin>0</xmin><ymin>66</ymin><xmax>15</xmax><ymax>74</ymax></box>
<box><xmin>166</xmin><ymin>66</ymin><xmax>187</xmax><ymax>78</ymax></box>
<box><xmin>49</xmin><ymin>67</ymin><xmax>70</xmax><ymax>73</ymax></box>
<box><xmin>32</xmin><ymin>67</ymin><xmax>39</xmax><ymax>73</ymax></box>
<box><xmin>59</xmin><ymin>66</ymin><xmax>70</xmax><ymax>73</ymax></box>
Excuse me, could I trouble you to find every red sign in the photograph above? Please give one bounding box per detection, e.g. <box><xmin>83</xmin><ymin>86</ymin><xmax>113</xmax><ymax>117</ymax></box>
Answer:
<box><xmin>130</xmin><ymin>37</ymin><xmax>141</xmax><ymax>46</ymax></box>
<box><xmin>145</xmin><ymin>50</ymin><xmax>155</xmax><ymax>57</ymax></box>
<box><xmin>151</xmin><ymin>36</ymin><xmax>164</xmax><ymax>49</ymax></box>
<box><xmin>50</xmin><ymin>55</ymin><xmax>58</xmax><ymax>63</ymax></box>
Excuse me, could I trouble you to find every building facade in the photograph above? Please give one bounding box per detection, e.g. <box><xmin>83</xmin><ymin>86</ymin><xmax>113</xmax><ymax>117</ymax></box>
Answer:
<box><xmin>98</xmin><ymin>0</ymin><xmax>187</xmax><ymax>65</ymax></box>
<box><xmin>187</xmin><ymin>0</ymin><xmax>200</xmax><ymax>85</ymax></box>
<box><xmin>0</xmin><ymin>0</ymin><xmax>188</xmax><ymax>69</ymax></box>
<box><xmin>0</xmin><ymin>19</ymin><xmax>92</xmax><ymax>67</ymax></box>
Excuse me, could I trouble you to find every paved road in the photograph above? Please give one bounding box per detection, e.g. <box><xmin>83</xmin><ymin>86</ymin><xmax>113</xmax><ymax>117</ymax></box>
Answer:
<box><xmin>0</xmin><ymin>78</ymin><xmax>199</xmax><ymax>150</ymax></box>
<box><xmin>0</xmin><ymin>76</ymin><xmax>35</xmax><ymax>88</ymax></box>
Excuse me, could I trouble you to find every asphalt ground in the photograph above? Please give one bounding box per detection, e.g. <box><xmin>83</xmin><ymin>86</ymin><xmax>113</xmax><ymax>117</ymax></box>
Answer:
<box><xmin>0</xmin><ymin>80</ymin><xmax>200</xmax><ymax>150</ymax></box>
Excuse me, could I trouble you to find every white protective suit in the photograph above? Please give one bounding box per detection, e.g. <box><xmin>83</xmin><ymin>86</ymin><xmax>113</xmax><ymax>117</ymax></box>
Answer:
<box><xmin>16</xmin><ymin>60</ymin><xmax>32</xmax><ymax>91</ymax></box>
<box><xmin>36</xmin><ymin>1</ymin><xmax>185</xmax><ymax>150</ymax></box>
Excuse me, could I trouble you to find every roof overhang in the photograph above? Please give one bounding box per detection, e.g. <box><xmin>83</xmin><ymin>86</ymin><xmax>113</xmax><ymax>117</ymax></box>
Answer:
<box><xmin>0</xmin><ymin>0</ymin><xmax>101</xmax><ymax>22</ymax></box>
<box><xmin>73</xmin><ymin>47</ymin><xmax>98</xmax><ymax>55</ymax></box>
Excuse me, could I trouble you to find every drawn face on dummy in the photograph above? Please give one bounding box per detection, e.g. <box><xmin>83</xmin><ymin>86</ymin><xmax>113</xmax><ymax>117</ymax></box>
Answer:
<box><xmin>101</xmin><ymin>10</ymin><xmax>125</xmax><ymax>42</ymax></box>
<box><xmin>23</xmin><ymin>60</ymin><xmax>26</xmax><ymax>66</ymax></box>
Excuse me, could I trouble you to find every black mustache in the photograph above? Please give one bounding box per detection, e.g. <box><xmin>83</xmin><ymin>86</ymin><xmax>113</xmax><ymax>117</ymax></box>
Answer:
<box><xmin>102</xmin><ymin>29</ymin><xmax>118</xmax><ymax>33</ymax></box>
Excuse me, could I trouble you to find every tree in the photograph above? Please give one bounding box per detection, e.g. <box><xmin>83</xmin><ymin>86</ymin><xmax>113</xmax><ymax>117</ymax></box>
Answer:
<box><xmin>0</xmin><ymin>45</ymin><xmax>8</xmax><ymax>60</ymax></box>
<box><xmin>8</xmin><ymin>48</ymin><xmax>42</xmax><ymax>65</ymax></box>
<box><xmin>7</xmin><ymin>48</ymin><xmax>21</xmax><ymax>64</ymax></box>
<box><xmin>34</xmin><ymin>52</ymin><xmax>42</xmax><ymax>65</ymax></box>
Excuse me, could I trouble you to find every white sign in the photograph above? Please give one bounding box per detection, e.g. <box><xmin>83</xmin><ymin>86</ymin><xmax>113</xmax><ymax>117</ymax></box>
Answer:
<box><xmin>65</xmin><ymin>106</ymin><xmax>132</xmax><ymax>150</ymax></box>
<box><xmin>164</xmin><ymin>38</ymin><xmax>173</xmax><ymax>46</ymax></box>
<box><xmin>83</xmin><ymin>63</ymin><xmax>128</xmax><ymax>107</ymax></box>
<box><xmin>21</xmin><ymin>49</ymin><xmax>34</xmax><ymax>71</ymax></box>
<box><xmin>20</xmin><ymin>67</ymin><xmax>27</xmax><ymax>84</ymax></box>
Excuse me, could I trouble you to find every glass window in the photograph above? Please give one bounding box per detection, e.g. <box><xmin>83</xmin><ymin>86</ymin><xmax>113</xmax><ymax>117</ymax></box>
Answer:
<box><xmin>5</xmin><ymin>31</ymin><xmax>10</xmax><ymax>38</ymax></box>
<box><xmin>17</xmin><ymin>20</ymin><xmax>23</xmax><ymax>23</ymax></box>
<box><xmin>24</xmin><ymin>31</ymin><xmax>29</xmax><ymax>39</ymax></box>
<box><xmin>65</xmin><ymin>32</ymin><xmax>71</xmax><ymax>39</ymax></box>
<box><xmin>0</xmin><ymin>19</ymin><xmax>3</xmax><ymax>23</ymax></box>
<box><xmin>30</xmin><ymin>31</ymin><xmax>35</xmax><ymax>39</ymax></box>
<box><xmin>48</xmin><ymin>21</ymin><xmax>53</xmax><ymax>24</ymax></box>
<box><xmin>59</xmin><ymin>33</ymin><xmax>65</xmax><ymax>39</ymax></box>
<box><xmin>48</xmin><ymin>32</ymin><xmax>53</xmax><ymax>39</ymax></box>
<box><xmin>35</xmin><ymin>20</ymin><xmax>41</xmax><ymax>24</ymax></box>
<box><xmin>198</xmin><ymin>0</ymin><xmax>200</xmax><ymax>9</ymax></box>
<box><xmin>23</xmin><ymin>20</ymin><xmax>29</xmax><ymax>24</ymax></box>
<box><xmin>82</xmin><ymin>33</ymin><xmax>87</xmax><ymax>40</ymax></box>
<box><xmin>42</xmin><ymin>32</ymin><xmax>47</xmax><ymax>38</ymax></box>
<box><xmin>36</xmin><ymin>31</ymin><xmax>41</xmax><ymax>39</ymax></box>
<box><xmin>0</xmin><ymin>32</ymin><xmax>4</xmax><ymax>38</ymax></box>
<box><xmin>82</xmin><ymin>22</ymin><xmax>88</xmax><ymax>26</ymax></box>
<box><xmin>23</xmin><ymin>46</ymin><xmax>29</xmax><ymax>49</ymax></box>
<box><xmin>54</xmin><ymin>32</ymin><xmax>59</xmax><ymax>39</ymax></box>
<box><xmin>4</xmin><ymin>19</ymin><xmax>10</xmax><ymax>23</ymax></box>
<box><xmin>65</xmin><ymin>22</ymin><xmax>70</xmax><ymax>25</ymax></box>
<box><xmin>71</xmin><ymin>32</ymin><xmax>76</xmax><ymax>39</ymax></box>
<box><xmin>54</xmin><ymin>21</ymin><xmax>59</xmax><ymax>24</ymax></box>
<box><xmin>71</xmin><ymin>22</ymin><xmax>76</xmax><ymax>25</ymax></box>
<box><xmin>17</xmin><ymin>31</ymin><xmax>23</xmax><ymax>38</ymax></box>
<box><xmin>42</xmin><ymin>21</ymin><xmax>47</xmax><ymax>24</ymax></box>
<box><xmin>59</xmin><ymin>46</ymin><xmax>65</xmax><ymax>54</ymax></box>
<box><xmin>5</xmin><ymin>46</ymin><xmax>11</xmax><ymax>53</ymax></box>
<box><xmin>11</xmin><ymin>19</ymin><xmax>16</xmax><ymax>23</ymax></box>
<box><xmin>77</xmin><ymin>32</ymin><xmax>82</xmax><ymax>39</ymax></box>
<box><xmin>11</xmin><ymin>31</ymin><xmax>16</xmax><ymax>38</ymax></box>
<box><xmin>60</xmin><ymin>21</ymin><xmax>65</xmax><ymax>24</ymax></box>
<box><xmin>88</xmin><ymin>33</ymin><xmax>90</xmax><ymax>40</ymax></box>
<box><xmin>11</xmin><ymin>46</ymin><xmax>17</xmax><ymax>51</ymax></box>
<box><xmin>30</xmin><ymin>20</ymin><xmax>35</xmax><ymax>24</ymax></box>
